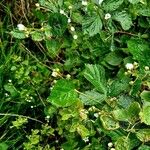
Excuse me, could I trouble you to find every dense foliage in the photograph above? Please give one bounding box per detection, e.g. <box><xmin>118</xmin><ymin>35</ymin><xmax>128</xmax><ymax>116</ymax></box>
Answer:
<box><xmin>0</xmin><ymin>0</ymin><xmax>150</xmax><ymax>149</ymax></box>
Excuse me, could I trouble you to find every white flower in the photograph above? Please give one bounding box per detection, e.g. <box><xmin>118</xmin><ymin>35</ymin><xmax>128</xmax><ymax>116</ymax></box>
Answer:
<box><xmin>104</xmin><ymin>13</ymin><xmax>111</xmax><ymax>20</ymax></box>
<box><xmin>82</xmin><ymin>1</ymin><xmax>88</xmax><ymax>6</ymax></box>
<box><xmin>66</xmin><ymin>74</ymin><xmax>71</xmax><ymax>79</ymax></box>
<box><xmin>8</xmin><ymin>79</ymin><xmax>12</xmax><ymax>83</ymax></box>
<box><xmin>52</xmin><ymin>71</ymin><xmax>59</xmax><ymax>77</ymax></box>
<box><xmin>5</xmin><ymin>93</ymin><xmax>9</xmax><ymax>97</ymax></box>
<box><xmin>68</xmin><ymin>6</ymin><xmax>72</xmax><ymax>9</ymax></box>
<box><xmin>110</xmin><ymin>148</ymin><xmax>115</xmax><ymax>150</ymax></box>
<box><xmin>35</xmin><ymin>3</ymin><xmax>40</xmax><ymax>7</ymax></box>
<box><xmin>98</xmin><ymin>0</ymin><xmax>104</xmax><ymax>5</ymax></box>
<box><xmin>73</xmin><ymin>35</ymin><xmax>78</xmax><ymax>39</ymax></box>
<box><xmin>145</xmin><ymin>66</ymin><xmax>149</xmax><ymax>71</ymax></box>
<box><xmin>83</xmin><ymin>137</ymin><xmax>89</xmax><ymax>142</ymax></box>
<box><xmin>68</xmin><ymin>18</ymin><xmax>71</xmax><ymax>23</ymax></box>
<box><xmin>94</xmin><ymin>113</ymin><xmax>99</xmax><ymax>118</ymax></box>
<box><xmin>60</xmin><ymin>9</ymin><xmax>65</xmax><ymax>15</ymax></box>
<box><xmin>46</xmin><ymin>116</ymin><xmax>50</xmax><ymax>119</ymax></box>
<box><xmin>70</xmin><ymin>26</ymin><xmax>75</xmax><ymax>31</ymax></box>
<box><xmin>31</xmin><ymin>106</ymin><xmax>34</xmax><ymax>108</ymax></box>
<box><xmin>17</xmin><ymin>24</ymin><xmax>26</xmax><ymax>31</ymax></box>
<box><xmin>108</xmin><ymin>142</ymin><xmax>113</xmax><ymax>148</ymax></box>
<box><xmin>125</xmin><ymin>63</ymin><xmax>134</xmax><ymax>70</ymax></box>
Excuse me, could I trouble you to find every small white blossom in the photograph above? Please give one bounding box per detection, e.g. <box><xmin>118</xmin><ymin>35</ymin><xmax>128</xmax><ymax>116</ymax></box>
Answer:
<box><xmin>52</xmin><ymin>71</ymin><xmax>59</xmax><ymax>77</ymax></box>
<box><xmin>98</xmin><ymin>0</ymin><xmax>104</xmax><ymax>5</ymax></box>
<box><xmin>5</xmin><ymin>93</ymin><xmax>9</xmax><ymax>97</ymax></box>
<box><xmin>68</xmin><ymin>18</ymin><xmax>71</xmax><ymax>23</ymax></box>
<box><xmin>129</xmin><ymin>81</ymin><xmax>134</xmax><ymax>85</ymax></box>
<box><xmin>125</xmin><ymin>63</ymin><xmax>134</xmax><ymax>70</ymax></box>
<box><xmin>31</xmin><ymin>106</ymin><xmax>34</xmax><ymax>108</ymax></box>
<box><xmin>8</xmin><ymin>79</ymin><xmax>12</xmax><ymax>83</ymax></box>
<box><xmin>70</xmin><ymin>26</ymin><xmax>75</xmax><ymax>31</ymax></box>
<box><xmin>108</xmin><ymin>142</ymin><xmax>113</xmax><ymax>148</ymax></box>
<box><xmin>60</xmin><ymin>9</ymin><xmax>65</xmax><ymax>15</ymax></box>
<box><xmin>73</xmin><ymin>35</ymin><xmax>78</xmax><ymax>39</ymax></box>
<box><xmin>83</xmin><ymin>137</ymin><xmax>89</xmax><ymax>142</ymax></box>
<box><xmin>82</xmin><ymin>1</ymin><xmax>88</xmax><ymax>6</ymax></box>
<box><xmin>145</xmin><ymin>66</ymin><xmax>149</xmax><ymax>71</ymax></box>
<box><xmin>17</xmin><ymin>24</ymin><xmax>26</xmax><ymax>31</ymax></box>
<box><xmin>68</xmin><ymin>6</ymin><xmax>72</xmax><ymax>9</ymax></box>
<box><xmin>94</xmin><ymin>113</ymin><xmax>99</xmax><ymax>118</ymax></box>
<box><xmin>104</xmin><ymin>13</ymin><xmax>111</xmax><ymax>20</ymax></box>
<box><xmin>53</xmin><ymin>80</ymin><xmax>57</xmax><ymax>84</ymax></box>
<box><xmin>66</xmin><ymin>74</ymin><xmax>71</xmax><ymax>79</ymax></box>
<box><xmin>110</xmin><ymin>148</ymin><xmax>115</xmax><ymax>150</ymax></box>
<box><xmin>46</xmin><ymin>115</ymin><xmax>50</xmax><ymax>119</ymax></box>
<box><xmin>35</xmin><ymin>3</ymin><xmax>40</xmax><ymax>7</ymax></box>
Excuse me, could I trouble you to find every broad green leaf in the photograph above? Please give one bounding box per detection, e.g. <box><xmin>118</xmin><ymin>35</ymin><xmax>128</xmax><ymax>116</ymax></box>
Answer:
<box><xmin>138</xmin><ymin>145</ymin><xmax>150</xmax><ymax>150</ymax></box>
<box><xmin>79</xmin><ymin>90</ymin><xmax>106</xmax><ymax>105</ymax></box>
<box><xmin>115</xmin><ymin>136</ymin><xmax>130</xmax><ymax>150</ymax></box>
<box><xmin>140</xmin><ymin>90</ymin><xmax>150</xmax><ymax>102</ymax></box>
<box><xmin>11</xmin><ymin>30</ymin><xmax>27</xmax><ymax>39</ymax></box>
<box><xmin>84</xmin><ymin>64</ymin><xmax>106</xmax><ymax>94</ymax></box>
<box><xmin>105</xmin><ymin>51</ymin><xmax>123</xmax><ymax>66</ymax></box>
<box><xmin>47</xmin><ymin>79</ymin><xmax>78</xmax><ymax>107</ymax></box>
<box><xmin>136</xmin><ymin>129</ymin><xmax>150</xmax><ymax>142</ymax></box>
<box><xmin>113</xmin><ymin>102</ymin><xmax>141</xmax><ymax>122</ymax></box>
<box><xmin>113</xmin><ymin>11</ymin><xmax>132</xmax><ymax>30</ymax></box>
<box><xmin>127</xmin><ymin>39</ymin><xmax>150</xmax><ymax>66</ymax></box>
<box><xmin>130</xmin><ymin>79</ymin><xmax>142</xmax><ymax>96</ymax></box>
<box><xmin>0</xmin><ymin>143</ymin><xmax>8</xmax><ymax>150</ymax></box>
<box><xmin>30</xmin><ymin>31</ymin><xmax>43</xmax><ymax>41</ymax></box>
<box><xmin>102</xmin><ymin>0</ymin><xmax>124</xmax><ymax>11</ymax></box>
<box><xmin>134</xmin><ymin>4</ymin><xmax>150</xmax><ymax>16</ymax></box>
<box><xmin>77</xmin><ymin>124</ymin><xmax>90</xmax><ymax>138</ymax></box>
<box><xmin>4</xmin><ymin>83</ymin><xmax>19</xmax><ymax>97</ymax></box>
<box><xmin>128</xmin><ymin>0</ymin><xmax>140</xmax><ymax>4</ymax></box>
<box><xmin>100</xmin><ymin>115</ymin><xmax>119</xmax><ymax>130</ymax></box>
<box><xmin>82</xmin><ymin>15</ymin><xmax>102</xmax><ymax>37</ymax></box>
<box><xmin>140</xmin><ymin>105</ymin><xmax>150</xmax><ymax>125</ymax></box>
<box><xmin>46</xmin><ymin>39</ymin><xmax>61</xmax><ymax>58</ymax></box>
<box><xmin>48</xmin><ymin>13</ymin><xmax>68</xmax><ymax>36</ymax></box>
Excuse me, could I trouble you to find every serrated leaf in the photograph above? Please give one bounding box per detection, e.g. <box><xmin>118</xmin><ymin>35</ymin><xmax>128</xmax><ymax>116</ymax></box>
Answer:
<box><xmin>82</xmin><ymin>15</ymin><xmax>102</xmax><ymax>36</ymax></box>
<box><xmin>11</xmin><ymin>30</ymin><xmax>26</xmax><ymax>39</ymax></box>
<box><xmin>102</xmin><ymin>0</ymin><xmax>124</xmax><ymax>11</ymax></box>
<box><xmin>100</xmin><ymin>115</ymin><xmax>119</xmax><ymax>130</ymax></box>
<box><xmin>140</xmin><ymin>90</ymin><xmax>150</xmax><ymax>102</ymax></box>
<box><xmin>140</xmin><ymin>105</ymin><xmax>150</xmax><ymax>125</ymax></box>
<box><xmin>136</xmin><ymin>129</ymin><xmax>150</xmax><ymax>142</ymax></box>
<box><xmin>127</xmin><ymin>39</ymin><xmax>150</xmax><ymax>66</ymax></box>
<box><xmin>47</xmin><ymin>79</ymin><xmax>78</xmax><ymax>107</ymax></box>
<box><xmin>115</xmin><ymin>136</ymin><xmax>130</xmax><ymax>150</ymax></box>
<box><xmin>84</xmin><ymin>64</ymin><xmax>106</xmax><ymax>94</ymax></box>
<box><xmin>77</xmin><ymin>124</ymin><xmax>90</xmax><ymax>138</ymax></box>
<box><xmin>79</xmin><ymin>90</ymin><xmax>106</xmax><ymax>106</ymax></box>
<box><xmin>113</xmin><ymin>11</ymin><xmax>132</xmax><ymax>30</ymax></box>
<box><xmin>30</xmin><ymin>31</ymin><xmax>43</xmax><ymax>41</ymax></box>
<box><xmin>128</xmin><ymin>0</ymin><xmax>140</xmax><ymax>4</ymax></box>
<box><xmin>138</xmin><ymin>145</ymin><xmax>150</xmax><ymax>150</ymax></box>
<box><xmin>46</xmin><ymin>39</ymin><xmax>61</xmax><ymax>58</ymax></box>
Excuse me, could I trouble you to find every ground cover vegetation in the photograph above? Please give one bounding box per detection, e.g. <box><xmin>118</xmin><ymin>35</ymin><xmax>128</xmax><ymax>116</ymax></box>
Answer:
<box><xmin>0</xmin><ymin>0</ymin><xmax>150</xmax><ymax>149</ymax></box>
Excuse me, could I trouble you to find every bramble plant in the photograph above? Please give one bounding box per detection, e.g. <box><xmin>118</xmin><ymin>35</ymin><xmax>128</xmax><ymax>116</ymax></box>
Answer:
<box><xmin>0</xmin><ymin>0</ymin><xmax>150</xmax><ymax>149</ymax></box>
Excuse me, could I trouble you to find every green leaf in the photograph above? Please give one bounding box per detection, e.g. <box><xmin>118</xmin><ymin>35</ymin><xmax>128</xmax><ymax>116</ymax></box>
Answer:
<box><xmin>136</xmin><ymin>129</ymin><xmax>150</xmax><ymax>142</ymax></box>
<box><xmin>30</xmin><ymin>31</ymin><xmax>43</xmax><ymax>41</ymax></box>
<box><xmin>84</xmin><ymin>64</ymin><xmax>106</xmax><ymax>94</ymax></box>
<box><xmin>115</xmin><ymin>136</ymin><xmax>130</xmax><ymax>150</ymax></box>
<box><xmin>113</xmin><ymin>102</ymin><xmax>141</xmax><ymax>122</ymax></box>
<box><xmin>113</xmin><ymin>11</ymin><xmax>132</xmax><ymax>30</ymax></box>
<box><xmin>48</xmin><ymin>13</ymin><xmax>68</xmax><ymax>36</ymax></box>
<box><xmin>48</xmin><ymin>79</ymin><xmax>78</xmax><ymax>107</ymax></box>
<box><xmin>4</xmin><ymin>83</ymin><xmax>19</xmax><ymax>97</ymax></box>
<box><xmin>100</xmin><ymin>115</ymin><xmax>119</xmax><ymax>130</ymax></box>
<box><xmin>127</xmin><ymin>39</ymin><xmax>150</xmax><ymax>66</ymax></box>
<box><xmin>138</xmin><ymin>145</ymin><xmax>150</xmax><ymax>150</ymax></box>
<box><xmin>0</xmin><ymin>143</ymin><xmax>8</xmax><ymax>150</ymax></box>
<box><xmin>79</xmin><ymin>90</ymin><xmax>106</xmax><ymax>106</ymax></box>
<box><xmin>140</xmin><ymin>105</ymin><xmax>150</xmax><ymax>125</ymax></box>
<box><xmin>105</xmin><ymin>51</ymin><xmax>123</xmax><ymax>66</ymax></box>
<box><xmin>46</xmin><ymin>39</ymin><xmax>61</xmax><ymax>58</ymax></box>
<box><xmin>140</xmin><ymin>90</ymin><xmax>150</xmax><ymax>102</ymax></box>
<box><xmin>128</xmin><ymin>0</ymin><xmax>140</xmax><ymax>4</ymax></box>
<box><xmin>11</xmin><ymin>30</ymin><xmax>27</xmax><ymax>39</ymax></box>
<box><xmin>77</xmin><ymin>124</ymin><xmax>90</xmax><ymax>138</ymax></box>
<box><xmin>82</xmin><ymin>15</ymin><xmax>102</xmax><ymax>37</ymax></box>
<box><xmin>102</xmin><ymin>0</ymin><xmax>124</xmax><ymax>11</ymax></box>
